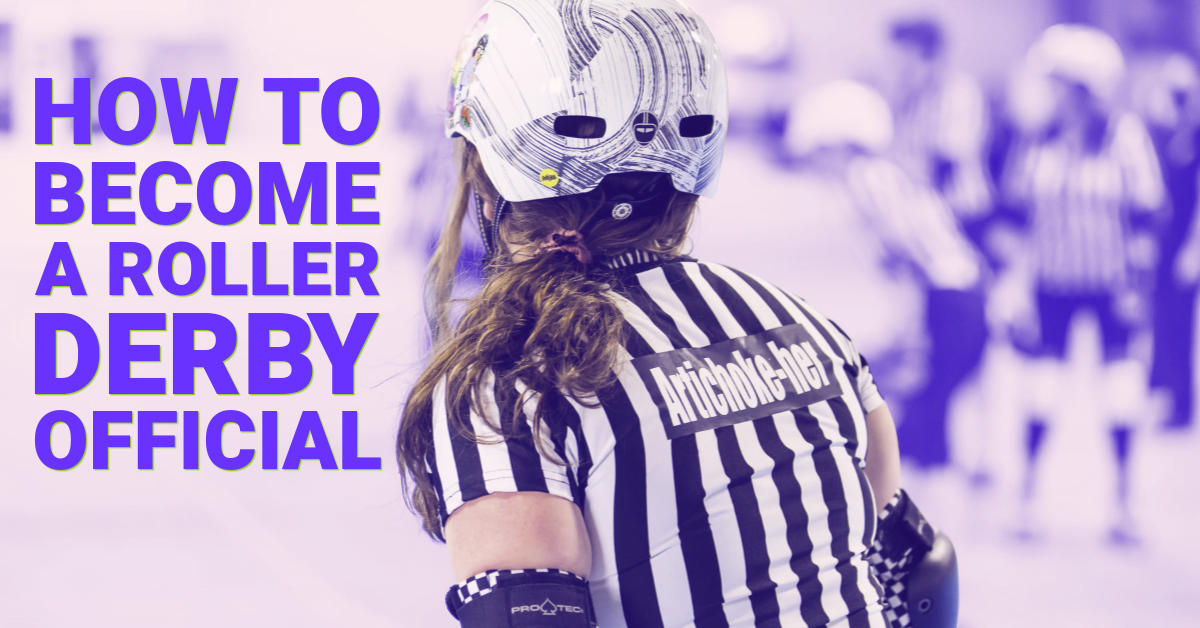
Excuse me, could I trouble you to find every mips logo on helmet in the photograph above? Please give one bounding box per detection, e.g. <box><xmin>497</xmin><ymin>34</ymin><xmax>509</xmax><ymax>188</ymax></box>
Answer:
<box><xmin>511</xmin><ymin>597</ymin><xmax>584</xmax><ymax>615</ymax></box>
<box><xmin>633</xmin><ymin>112</ymin><xmax>658</xmax><ymax>143</ymax></box>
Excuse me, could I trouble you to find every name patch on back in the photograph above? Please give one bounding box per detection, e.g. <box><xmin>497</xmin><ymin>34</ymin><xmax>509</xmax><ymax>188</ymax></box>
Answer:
<box><xmin>631</xmin><ymin>323</ymin><xmax>843</xmax><ymax>439</ymax></box>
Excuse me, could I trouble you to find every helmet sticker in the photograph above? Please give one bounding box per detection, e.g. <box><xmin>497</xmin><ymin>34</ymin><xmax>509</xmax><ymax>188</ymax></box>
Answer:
<box><xmin>448</xmin><ymin>14</ymin><xmax>489</xmax><ymax>133</ymax></box>
<box><xmin>633</xmin><ymin>112</ymin><xmax>659</xmax><ymax>144</ymax></box>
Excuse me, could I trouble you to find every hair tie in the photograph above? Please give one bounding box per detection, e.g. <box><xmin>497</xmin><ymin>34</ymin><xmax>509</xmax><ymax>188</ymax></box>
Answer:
<box><xmin>538</xmin><ymin>229</ymin><xmax>593</xmax><ymax>265</ymax></box>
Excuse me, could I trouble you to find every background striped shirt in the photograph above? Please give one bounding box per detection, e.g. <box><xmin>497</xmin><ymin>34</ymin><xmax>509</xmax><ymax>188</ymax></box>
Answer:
<box><xmin>846</xmin><ymin>155</ymin><xmax>984</xmax><ymax>291</ymax></box>
<box><xmin>426</xmin><ymin>253</ymin><xmax>889</xmax><ymax>628</ymax></box>
<box><xmin>1006</xmin><ymin>112</ymin><xmax>1165</xmax><ymax>294</ymax></box>
<box><xmin>889</xmin><ymin>70</ymin><xmax>994</xmax><ymax>221</ymax></box>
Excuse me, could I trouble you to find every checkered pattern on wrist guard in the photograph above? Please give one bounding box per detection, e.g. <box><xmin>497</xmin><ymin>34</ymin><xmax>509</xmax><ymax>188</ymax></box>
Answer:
<box><xmin>866</xmin><ymin>489</ymin><xmax>933</xmax><ymax>628</ymax></box>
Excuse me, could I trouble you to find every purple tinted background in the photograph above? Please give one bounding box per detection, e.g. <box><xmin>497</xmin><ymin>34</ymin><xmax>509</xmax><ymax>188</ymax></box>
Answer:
<box><xmin>1</xmin><ymin>0</ymin><xmax>1196</xmax><ymax>626</ymax></box>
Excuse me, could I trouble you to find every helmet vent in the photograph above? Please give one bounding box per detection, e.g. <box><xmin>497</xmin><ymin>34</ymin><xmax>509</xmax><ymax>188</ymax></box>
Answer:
<box><xmin>679</xmin><ymin>114</ymin><xmax>715</xmax><ymax>138</ymax></box>
<box><xmin>553</xmin><ymin>115</ymin><xmax>608</xmax><ymax>139</ymax></box>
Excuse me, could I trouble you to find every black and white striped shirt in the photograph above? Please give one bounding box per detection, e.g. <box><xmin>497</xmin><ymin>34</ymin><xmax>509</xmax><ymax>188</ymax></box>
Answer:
<box><xmin>1007</xmin><ymin>112</ymin><xmax>1165</xmax><ymax>293</ymax></box>
<box><xmin>427</xmin><ymin>253</ymin><xmax>888</xmax><ymax>628</ymax></box>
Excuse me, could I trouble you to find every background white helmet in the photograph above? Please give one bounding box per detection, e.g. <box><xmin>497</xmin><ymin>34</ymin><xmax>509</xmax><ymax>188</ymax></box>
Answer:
<box><xmin>1134</xmin><ymin>52</ymin><xmax>1199</xmax><ymax>128</ymax></box>
<box><xmin>786</xmin><ymin>80</ymin><xmax>894</xmax><ymax>155</ymax></box>
<box><xmin>445</xmin><ymin>0</ymin><xmax>729</xmax><ymax>203</ymax></box>
<box><xmin>1026</xmin><ymin>24</ymin><xmax>1125</xmax><ymax>101</ymax></box>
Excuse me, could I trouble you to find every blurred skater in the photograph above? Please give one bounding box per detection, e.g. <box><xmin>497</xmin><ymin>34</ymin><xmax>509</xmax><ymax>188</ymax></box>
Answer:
<box><xmin>1005</xmin><ymin>25</ymin><xmax>1165</xmax><ymax>543</ymax></box>
<box><xmin>883</xmin><ymin>17</ymin><xmax>994</xmax><ymax>246</ymax></box>
<box><xmin>788</xmin><ymin>80</ymin><xmax>988</xmax><ymax>470</ymax></box>
<box><xmin>1132</xmin><ymin>52</ymin><xmax>1200</xmax><ymax>430</ymax></box>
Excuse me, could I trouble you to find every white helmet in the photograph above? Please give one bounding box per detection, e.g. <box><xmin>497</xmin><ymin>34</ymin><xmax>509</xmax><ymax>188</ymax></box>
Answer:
<box><xmin>1139</xmin><ymin>53</ymin><xmax>1199</xmax><ymax>127</ymax></box>
<box><xmin>786</xmin><ymin>80</ymin><xmax>894</xmax><ymax>155</ymax></box>
<box><xmin>444</xmin><ymin>0</ymin><xmax>729</xmax><ymax>203</ymax></box>
<box><xmin>1026</xmin><ymin>24</ymin><xmax>1125</xmax><ymax>100</ymax></box>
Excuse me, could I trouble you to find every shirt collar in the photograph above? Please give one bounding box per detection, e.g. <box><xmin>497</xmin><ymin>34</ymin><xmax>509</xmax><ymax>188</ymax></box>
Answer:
<box><xmin>604</xmin><ymin>250</ymin><xmax>663</xmax><ymax>270</ymax></box>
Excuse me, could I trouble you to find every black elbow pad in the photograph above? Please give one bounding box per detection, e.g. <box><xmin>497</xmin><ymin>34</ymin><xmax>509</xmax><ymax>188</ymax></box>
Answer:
<box><xmin>907</xmin><ymin>529</ymin><xmax>958</xmax><ymax>628</ymax></box>
<box><xmin>446</xmin><ymin>569</ymin><xmax>598</xmax><ymax>627</ymax></box>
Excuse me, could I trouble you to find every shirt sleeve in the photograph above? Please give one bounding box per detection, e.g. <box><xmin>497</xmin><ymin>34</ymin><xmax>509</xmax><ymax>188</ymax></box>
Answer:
<box><xmin>853</xmin><ymin>351</ymin><xmax>885</xmax><ymax>415</ymax></box>
<box><xmin>818</xmin><ymin>315</ymin><xmax>886</xmax><ymax>416</ymax></box>
<box><xmin>426</xmin><ymin>371</ymin><xmax>581</xmax><ymax>530</ymax></box>
<box><xmin>1114</xmin><ymin>112</ymin><xmax>1165</xmax><ymax>213</ymax></box>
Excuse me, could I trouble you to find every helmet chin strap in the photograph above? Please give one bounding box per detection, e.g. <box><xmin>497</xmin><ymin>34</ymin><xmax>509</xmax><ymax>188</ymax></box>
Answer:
<box><xmin>428</xmin><ymin>191</ymin><xmax>505</xmax><ymax>342</ymax></box>
<box><xmin>475</xmin><ymin>190</ymin><xmax>509</xmax><ymax>266</ymax></box>
<box><xmin>492</xmin><ymin>194</ymin><xmax>509</xmax><ymax>255</ymax></box>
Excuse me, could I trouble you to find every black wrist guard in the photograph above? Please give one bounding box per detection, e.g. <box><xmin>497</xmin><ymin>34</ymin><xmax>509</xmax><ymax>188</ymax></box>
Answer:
<box><xmin>867</xmin><ymin>489</ymin><xmax>959</xmax><ymax>628</ymax></box>
<box><xmin>446</xmin><ymin>569</ymin><xmax>598</xmax><ymax>627</ymax></box>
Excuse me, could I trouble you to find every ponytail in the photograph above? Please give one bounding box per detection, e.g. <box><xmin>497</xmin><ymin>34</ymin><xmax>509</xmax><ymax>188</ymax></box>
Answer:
<box><xmin>398</xmin><ymin>138</ymin><xmax>698</xmax><ymax>540</ymax></box>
